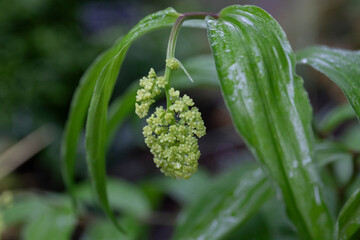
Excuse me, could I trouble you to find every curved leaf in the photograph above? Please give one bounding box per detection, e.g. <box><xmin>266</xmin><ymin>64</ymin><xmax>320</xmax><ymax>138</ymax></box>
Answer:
<box><xmin>173</xmin><ymin>163</ymin><xmax>273</xmax><ymax>240</ymax></box>
<box><xmin>335</xmin><ymin>188</ymin><xmax>360</xmax><ymax>240</ymax></box>
<box><xmin>206</xmin><ymin>5</ymin><xmax>333</xmax><ymax>239</ymax></box>
<box><xmin>61</xmin><ymin>48</ymin><xmax>117</xmax><ymax>208</ymax></box>
<box><xmin>84</xmin><ymin>8</ymin><xmax>180</xmax><ymax>231</ymax></box>
<box><xmin>296</xmin><ymin>46</ymin><xmax>360</xmax><ymax>121</ymax></box>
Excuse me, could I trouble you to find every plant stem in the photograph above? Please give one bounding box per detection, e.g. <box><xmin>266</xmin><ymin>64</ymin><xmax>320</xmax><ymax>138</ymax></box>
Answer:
<box><xmin>164</xmin><ymin>12</ymin><xmax>219</xmax><ymax>108</ymax></box>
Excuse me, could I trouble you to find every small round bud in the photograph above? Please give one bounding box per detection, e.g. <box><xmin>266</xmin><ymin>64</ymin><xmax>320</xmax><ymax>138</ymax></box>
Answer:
<box><xmin>166</xmin><ymin>58</ymin><xmax>180</xmax><ymax>70</ymax></box>
<box><xmin>156</xmin><ymin>76</ymin><xmax>167</xmax><ymax>88</ymax></box>
<box><xmin>141</xmin><ymin>90</ymin><xmax>206</xmax><ymax>179</ymax></box>
<box><xmin>135</xmin><ymin>69</ymin><xmax>168</xmax><ymax>118</ymax></box>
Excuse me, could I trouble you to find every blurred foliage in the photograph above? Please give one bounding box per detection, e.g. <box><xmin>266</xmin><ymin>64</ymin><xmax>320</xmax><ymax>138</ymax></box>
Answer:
<box><xmin>0</xmin><ymin>0</ymin><xmax>105</xmax><ymax>135</ymax></box>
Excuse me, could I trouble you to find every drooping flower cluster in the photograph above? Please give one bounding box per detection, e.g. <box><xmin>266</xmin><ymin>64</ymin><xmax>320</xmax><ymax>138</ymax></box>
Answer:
<box><xmin>135</xmin><ymin>68</ymin><xmax>206</xmax><ymax>179</ymax></box>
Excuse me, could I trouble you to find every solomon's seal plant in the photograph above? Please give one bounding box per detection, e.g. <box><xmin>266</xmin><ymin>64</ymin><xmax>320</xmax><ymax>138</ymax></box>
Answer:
<box><xmin>60</xmin><ymin>5</ymin><xmax>360</xmax><ymax>240</ymax></box>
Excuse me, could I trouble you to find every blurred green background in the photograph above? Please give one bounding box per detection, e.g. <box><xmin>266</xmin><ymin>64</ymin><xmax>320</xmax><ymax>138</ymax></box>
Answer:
<box><xmin>1</xmin><ymin>0</ymin><xmax>360</xmax><ymax>239</ymax></box>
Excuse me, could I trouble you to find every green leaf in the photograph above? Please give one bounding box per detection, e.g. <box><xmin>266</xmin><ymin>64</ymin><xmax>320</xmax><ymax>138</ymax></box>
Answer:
<box><xmin>84</xmin><ymin>8</ymin><xmax>180</xmax><ymax>232</ymax></box>
<box><xmin>315</xmin><ymin>140</ymin><xmax>353</xmax><ymax>167</ymax></box>
<box><xmin>171</xmin><ymin>55</ymin><xmax>219</xmax><ymax>88</ymax></box>
<box><xmin>149</xmin><ymin>168</ymin><xmax>210</xmax><ymax>204</ymax></box>
<box><xmin>22</xmin><ymin>205</ymin><xmax>75</xmax><ymax>240</ymax></box>
<box><xmin>61</xmin><ymin>47</ymin><xmax>117</xmax><ymax>208</ymax></box>
<box><xmin>206</xmin><ymin>5</ymin><xmax>333</xmax><ymax>239</ymax></box>
<box><xmin>296</xmin><ymin>46</ymin><xmax>360</xmax><ymax>121</ymax></box>
<box><xmin>173</xmin><ymin>163</ymin><xmax>274</xmax><ymax>240</ymax></box>
<box><xmin>106</xmin><ymin>82</ymin><xmax>138</xmax><ymax>142</ymax></box>
<box><xmin>1</xmin><ymin>193</ymin><xmax>75</xmax><ymax>240</ymax></box>
<box><xmin>2</xmin><ymin>194</ymin><xmax>48</xmax><ymax>226</ymax></box>
<box><xmin>317</xmin><ymin>104</ymin><xmax>356</xmax><ymax>134</ymax></box>
<box><xmin>341</xmin><ymin>124</ymin><xmax>360</xmax><ymax>151</ymax></box>
<box><xmin>333</xmin><ymin>157</ymin><xmax>353</xmax><ymax>187</ymax></box>
<box><xmin>260</xmin><ymin>197</ymin><xmax>299</xmax><ymax>240</ymax></box>
<box><xmin>335</xmin><ymin>188</ymin><xmax>360</xmax><ymax>240</ymax></box>
<box><xmin>75</xmin><ymin>178</ymin><xmax>151</xmax><ymax>219</ymax></box>
<box><xmin>226</xmin><ymin>212</ymin><xmax>272</xmax><ymax>240</ymax></box>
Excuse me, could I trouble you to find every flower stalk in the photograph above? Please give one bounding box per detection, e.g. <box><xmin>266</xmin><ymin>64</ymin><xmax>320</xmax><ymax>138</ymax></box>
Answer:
<box><xmin>134</xmin><ymin>12</ymin><xmax>217</xmax><ymax>179</ymax></box>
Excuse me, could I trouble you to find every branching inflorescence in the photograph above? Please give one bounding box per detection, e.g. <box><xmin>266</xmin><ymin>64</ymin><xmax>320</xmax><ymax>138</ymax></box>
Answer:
<box><xmin>135</xmin><ymin>61</ymin><xmax>206</xmax><ymax>179</ymax></box>
<box><xmin>134</xmin><ymin>13</ymin><xmax>210</xmax><ymax>179</ymax></box>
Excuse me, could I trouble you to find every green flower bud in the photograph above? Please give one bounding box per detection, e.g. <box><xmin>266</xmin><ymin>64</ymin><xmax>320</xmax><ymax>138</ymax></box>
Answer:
<box><xmin>135</xmin><ymin>69</ymin><xmax>206</xmax><ymax>179</ymax></box>
<box><xmin>135</xmin><ymin>69</ymin><xmax>166</xmax><ymax>118</ymax></box>
<box><xmin>166</xmin><ymin>58</ymin><xmax>180</xmax><ymax>70</ymax></box>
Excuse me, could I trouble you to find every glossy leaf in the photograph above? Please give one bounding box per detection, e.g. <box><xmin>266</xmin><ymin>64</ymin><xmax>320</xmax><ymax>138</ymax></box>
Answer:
<box><xmin>206</xmin><ymin>5</ymin><xmax>333</xmax><ymax>239</ymax></box>
<box><xmin>84</xmin><ymin>8</ymin><xmax>180</xmax><ymax>231</ymax></box>
<box><xmin>296</xmin><ymin>46</ymin><xmax>360</xmax><ymax>121</ymax></box>
<box><xmin>335</xmin><ymin>188</ymin><xmax>360</xmax><ymax>240</ymax></box>
<box><xmin>173</xmin><ymin>163</ymin><xmax>274</xmax><ymax>240</ymax></box>
<box><xmin>61</xmin><ymin>47</ymin><xmax>117</xmax><ymax>208</ymax></box>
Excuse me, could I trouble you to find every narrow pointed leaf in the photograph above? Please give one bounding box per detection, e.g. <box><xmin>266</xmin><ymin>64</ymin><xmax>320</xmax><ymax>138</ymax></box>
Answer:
<box><xmin>206</xmin><ymin>5</ymin><xmax>333</xmax><ymax>239</ymax></box>
<box><xmin>296</xmin><ymin>46</ymin><xmax>360</xmax><ymax>121</ymax></box>
<box><xmin>315</xmin><ymin>140</ymin><xmax>352</xmax><ymax>167</ymax></box>
<box><xmin>335</xmin><ymin>188</ymin><xmax>360</xmax><ymax>240</ymax></box>
<box><xmin>173</xmin><ymin>163</ymin><xmax>273</xmax><ymax>240</ymax></box>
<box><xmin>84</xmin><ymin>8</ymin><xmax>180</xmax><ymax>231</ymax></box>
<box><xmin>61</xmin><ymin>48</ymin><xmax>116</xmax><ymax>208</ymax></box>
